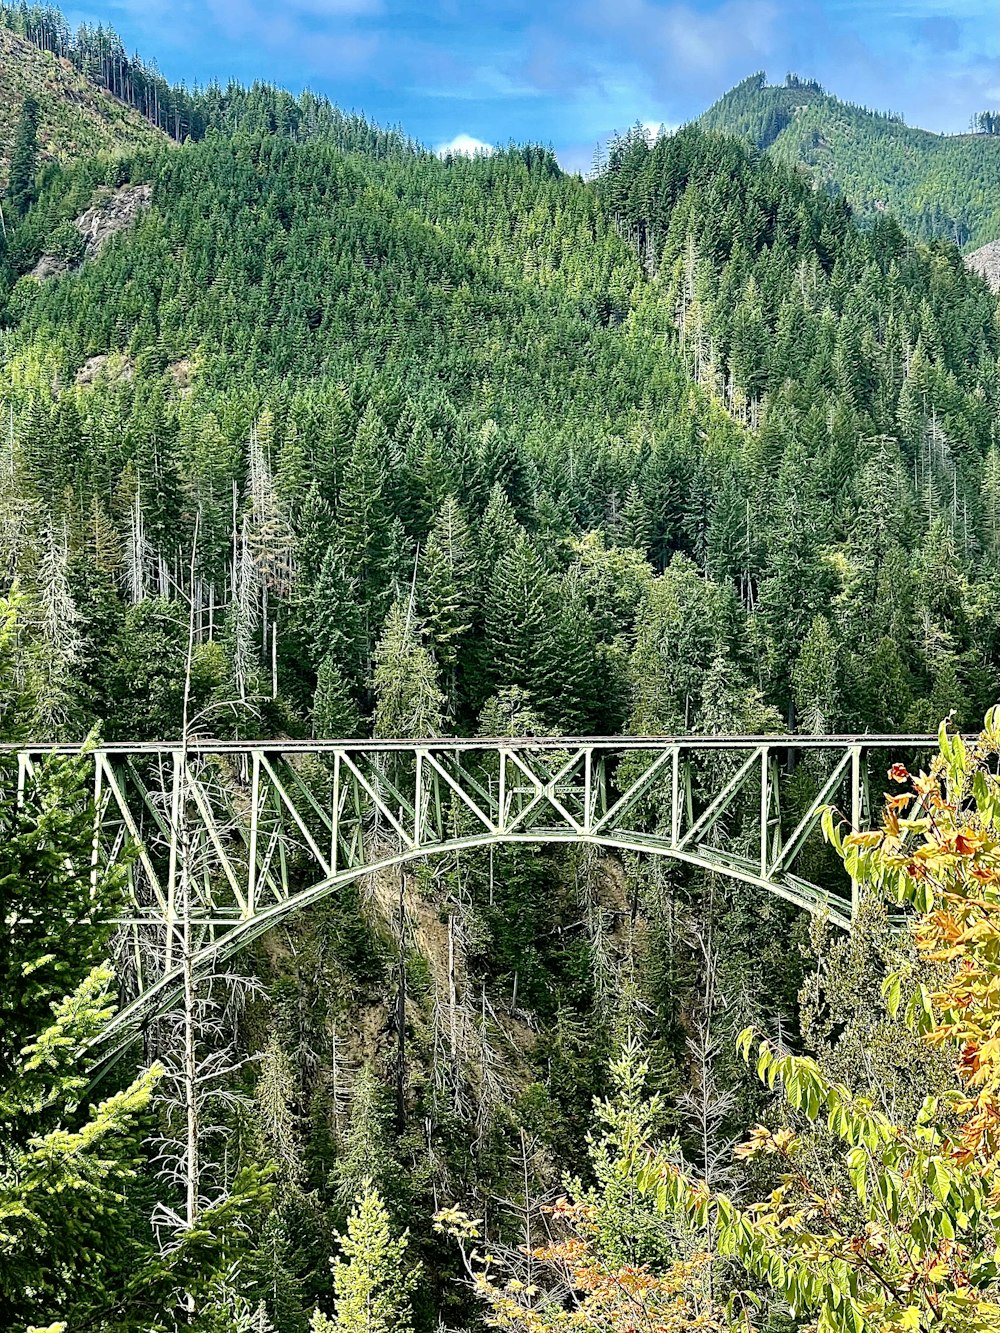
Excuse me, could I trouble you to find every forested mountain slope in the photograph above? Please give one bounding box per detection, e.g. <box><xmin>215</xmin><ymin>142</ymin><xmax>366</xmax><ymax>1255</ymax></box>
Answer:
<box><xmin>699</xmin><ymin>72</ymin><xmax>1000</xmax><ymax>248</ymax></box>
<box><xmin>2</xmin><ymin>31</ymin><xmax>1000</xmax><ymax>1331</ymax></box>
<box><xmin>1</xmin><ymin>121</ymin><xmax>999</xmax><ymax>743</ymax></box>
<box><xmin>0</xmin><ymin>26</ymin><xmax>164</xmax><ymax>186</ymax></box>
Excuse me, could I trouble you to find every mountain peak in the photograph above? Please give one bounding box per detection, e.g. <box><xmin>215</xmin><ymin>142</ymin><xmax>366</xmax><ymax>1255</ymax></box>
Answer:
<box><xmin>697</xmin><ymin>72</ymin><xmax>1000</xmax><ymax>249</ymax></box>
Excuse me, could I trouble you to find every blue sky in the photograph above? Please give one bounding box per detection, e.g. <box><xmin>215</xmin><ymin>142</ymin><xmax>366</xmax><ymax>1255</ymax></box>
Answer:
<box><xmin>68</xmin><ymin>0</ymin><xmax>999</xmax><ymax>171</ymax></box>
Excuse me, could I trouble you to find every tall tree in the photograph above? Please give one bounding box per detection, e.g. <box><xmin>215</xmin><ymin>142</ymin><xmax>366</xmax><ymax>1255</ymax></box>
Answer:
<box><xmin>7</xmin><ymin>95</ymin><xmax>40</xmax><ymax>218</ymax></box>
<box><xmin>310</xmin><ymin>1181</ymin><xmax>420</xmax><ymax>1333</ymax></box>
<box><xmin>415</xmin><ymin>496</ymin><xmax>476</xmax><ymax>710</ymax></box>
<box><xmin>371</xmin><ymin>601</ymin><xmax>444</xmax><ymax>739</ymax></box>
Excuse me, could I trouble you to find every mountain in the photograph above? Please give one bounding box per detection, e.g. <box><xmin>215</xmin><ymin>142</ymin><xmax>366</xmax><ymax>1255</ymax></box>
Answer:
<box><xmin>698</xmin><ymin>72</ymin><xmax>1000</xmax><ymax>249</ymax></box>
<box><xmin>0</xmin><ymin>27</ymin><xmax>165</xmax><ymax>188</ymax></box>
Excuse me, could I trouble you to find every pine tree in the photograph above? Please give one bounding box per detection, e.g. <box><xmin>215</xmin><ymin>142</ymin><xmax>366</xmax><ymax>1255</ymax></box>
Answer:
<box><xmin>415</xmin><ymin>496</ymin><xmax>475</xmax><ymax>707</ymax></box>
<box><xmin>792</xmin><ymin>614</ymin><xmax>840</xmax><ymax>733</ymax></box>
<box><xmin>338</xmin><ymin>407</ymin><xmax>392</xmax><ymax>644</ymax></box>
<box><xmin>310</xmin><ymin>544</ymin><xmax>365</xmax><ymax>689</ymax></box>
<box><xmin>7</xmin><ymin>95</ymin><xmax>40</xmax><ymax>218</ymax></box>
<box><xmin>311</xmin><ymin>1181</ymin><xmax>419</xmax><ymax>1333</ymax></box>
<box><xmin>313</xmin><ymin>654</ymin><xmax>362</xmax><ymax>738</ymax></box>
<box><xmin>371</xmin><ymin>601</ymin><xmax>444</xmax><ymax>739</ymax></box>
<box><xmin>0</xmin><ymin>749</ymin><xmax>126</xmax><ymax>1079</ymax></box>
<box><xmin>483</xmin><ymin>531</ymin><xmax>557</xmax><ymax>719</ymax></box>
<box><xmin>333</xmin><ymin>1065</ymin><xmax>400</xmax><ymax>1208</ymax></box>
<box><xmin>477</xmin><ymin>483</ymin><xmax>521</xmax><ymax>584</ymax></box>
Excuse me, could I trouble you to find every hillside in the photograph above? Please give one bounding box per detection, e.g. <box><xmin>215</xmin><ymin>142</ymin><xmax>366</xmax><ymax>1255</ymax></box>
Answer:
<box><xmin>699</xmin><ymin>72</ymin><xmax>1000</xmax><ymax>249</ymax></box>
<box><xmin>0</xmin><ymin>27</ymin><xmax>165</xmax><ymax>187</ymax></box>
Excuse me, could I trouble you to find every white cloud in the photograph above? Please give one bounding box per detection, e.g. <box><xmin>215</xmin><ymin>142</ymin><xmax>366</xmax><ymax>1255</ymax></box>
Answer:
<box><xmin>641</xmin><ymin>119</ymin><xmax>677</xmax><ymax>140</ymax></box>
<box><xmin>435</xmin><ymin>133</ymin><xmax>495</xmax><ymax>157</ymax></box>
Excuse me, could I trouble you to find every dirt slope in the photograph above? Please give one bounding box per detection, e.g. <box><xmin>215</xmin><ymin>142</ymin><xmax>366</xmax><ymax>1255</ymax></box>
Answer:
<box><xmin>0</xmin><ymin>28</ymin><xmax>166</xmax><ymax>187</ymax></box>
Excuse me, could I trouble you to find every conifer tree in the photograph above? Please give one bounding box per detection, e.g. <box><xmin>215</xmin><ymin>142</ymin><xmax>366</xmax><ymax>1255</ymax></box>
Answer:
<box><xmin>477</xmin><ymin>483</ymin><xmax>521</xmax><ymax>584</ymax></box>
<box><xmin>483</xmin><ymin>531</ymin><xmax>557</xmax><ymax>719</ymax></box>
<box><xmin>371</xmin><ymin>601</ymin><xmax>444</xmax><ymax>738</ymax></box>
<box><xmin>339</xmin><ymin>407</ymin><xmax>392</xmax><ymax>643</ymax></box>
<box><xmin>792</xmin><ymin>614</ymin><xmax>840</xmax><ymax>733</ymax></box>
<box><xmin>309</xmin><ymin>544</ymin><xmax>365</xmax><ymax>689</ymax></box>
<box><xmin>333</xmin><ymin>1065</ymin><xmax>401</xmax><ymax>1209</ymax></box>
<box><xmin>310</xmin><ymin>1181</ymin><xmax>419</xmax><ymax>1333</ymax></box>
<box><xmin>415</xmin><ymin>496</ymin><xmax>476</xmax><ymax>707</ymax></box>
<box><xmin>7</xmin><ymin>95</ymin><xmax>40</xmax><ymax>218</ymax></box>
<box><xmin>313</xmin><ymin>654</ymin><xmax>362</xmax><ymax>738</ymax></box>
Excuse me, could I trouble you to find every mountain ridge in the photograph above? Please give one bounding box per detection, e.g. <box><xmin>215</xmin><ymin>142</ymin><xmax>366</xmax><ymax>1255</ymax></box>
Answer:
<box><xmin>0</xmin><ymin>26</ymin><xmax>166</xmax><ymax>188</ymax></box>
<box><xmin>697</xmin><ymin>72</ymin><xmax>1000</xmax><ymax>249</ymax></box>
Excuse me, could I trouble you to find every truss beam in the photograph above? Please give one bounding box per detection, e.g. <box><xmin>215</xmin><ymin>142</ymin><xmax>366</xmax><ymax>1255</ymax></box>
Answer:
<box><xmin>0</xmin><ymin>734</ymin><xmax>942</xmax><ymax>1055</ymax></box>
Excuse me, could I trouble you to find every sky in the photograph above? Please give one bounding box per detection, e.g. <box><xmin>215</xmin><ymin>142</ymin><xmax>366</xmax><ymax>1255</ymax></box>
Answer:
<box><xmin>66</xmin><ymin>0</ymin><xmax>999</xmax><ymax>172</ymax></box>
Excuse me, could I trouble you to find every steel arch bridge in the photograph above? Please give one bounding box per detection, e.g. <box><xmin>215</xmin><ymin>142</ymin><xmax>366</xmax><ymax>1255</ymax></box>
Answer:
<box><xmin>4</xmin><ymin>734</ymin><xmax>939</xmax><ymax>1052</ymax></box>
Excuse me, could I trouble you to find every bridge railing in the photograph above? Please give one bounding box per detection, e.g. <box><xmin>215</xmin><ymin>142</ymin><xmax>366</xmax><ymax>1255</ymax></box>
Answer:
<box><xmin>0</xmin><ymin>734</ymin><xmax>945</xmax><ymax>1038</ymax></box>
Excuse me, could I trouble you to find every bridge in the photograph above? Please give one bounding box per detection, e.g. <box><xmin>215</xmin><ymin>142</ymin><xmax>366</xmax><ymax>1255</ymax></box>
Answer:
<box><xmin>5</xmin><ymin>734</ymin><xmax>939</xmax><ymax>1052</ymax></box>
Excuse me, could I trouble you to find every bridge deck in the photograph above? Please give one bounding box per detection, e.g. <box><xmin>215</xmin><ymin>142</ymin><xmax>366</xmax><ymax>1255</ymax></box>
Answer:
<box><xmin>2</xmin><ymin>734</ymin><xmax>938</xmax><ymax>1054</ymax></box>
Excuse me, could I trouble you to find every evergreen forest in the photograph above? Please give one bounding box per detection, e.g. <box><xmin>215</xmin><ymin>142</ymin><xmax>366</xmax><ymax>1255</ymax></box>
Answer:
<box><xmin>699</xmin><ymin>72</ymin><xmax>1000</xmax><ymax>249</ymax></box>
<box><xmin>2</xmin><ymin>5</ymin><xmax>1000</xmax><ymax>1331</ymax></box>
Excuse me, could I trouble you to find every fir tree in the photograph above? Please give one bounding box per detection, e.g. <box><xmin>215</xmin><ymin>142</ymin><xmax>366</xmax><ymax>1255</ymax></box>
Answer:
<box><xmin>311</xmin><ymin>1181</ymin><xmax>419</xmax><ymax>1333</ymax></box>
<box><xmin>7</xmin><ymin>95</ymin><xmax>40</xmax><ymax>218</ymax></box>
<box><xmin>313</xmin><ymin>654</ymin><xmax>362</xmax><ymax>738</ymax></box>
<box><xmin>371</xmin><ymin>601</ymin><xmax>444</xmax><ymax>739</ymax></box>
<box><xmin>415</xmin><ymin>496</ymin><xmax>476</xmax><ymax>708</ymax></box>
<box><xmin>483</xmin><ymin>531</ymin><xmax>557</xmax><ymax>719</ymax></box>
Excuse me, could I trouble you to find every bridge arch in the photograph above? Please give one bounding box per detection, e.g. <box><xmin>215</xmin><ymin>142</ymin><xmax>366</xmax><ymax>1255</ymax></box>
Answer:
<box><xmin>4</xmin><ymin>734</ymin><xmax>936</xmax><ymax>1059</ymax></box>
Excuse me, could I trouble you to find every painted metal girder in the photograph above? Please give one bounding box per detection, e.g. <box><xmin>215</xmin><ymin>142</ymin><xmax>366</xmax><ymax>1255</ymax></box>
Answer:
<box><xmin>1</xmin><ymin>734</ymin><xmax>941</xmax><ymax>1057</ymax></box>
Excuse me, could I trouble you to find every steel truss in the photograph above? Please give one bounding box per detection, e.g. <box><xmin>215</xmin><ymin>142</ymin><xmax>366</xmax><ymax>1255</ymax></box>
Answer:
<box><xmin>3</xmin><ymin>735</ymin><xmax>941</xmax><ymax>1049</ymax></box>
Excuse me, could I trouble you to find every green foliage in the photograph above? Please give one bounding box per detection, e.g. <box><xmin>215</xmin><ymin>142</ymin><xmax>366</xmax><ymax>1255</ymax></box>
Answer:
<box><xmin>0</xmin><ymin>748</ymin><xmax>127</xmax><ymax>1080</ymax></box>
<box><xmin>0</xmin><ymin>966</ymin><xmax>162</xmax><ymax>1328</ymax></box>
<box><xmin>7</xmin><ymin>92</ymin><xmax>39</xmax><ymax>215</ymax></box>
<box><xmin>699</xmin><ymin>73</ymin><xmax>1000</xmax><ymax>248</ymax></box>
<box><xmin>1</xmin><ymin>13</ymin><xmax>1000</xmax><ymax>1326</ymax></box>
<box><xmin>371</xmin><ymin>600</ymin><xmax>445</xmax><ymax>738</ymax></box>
<box><xmin>311</xmin><ymin>1181</ymin><xmax>420</xmax><ymax>1333</ymax></box>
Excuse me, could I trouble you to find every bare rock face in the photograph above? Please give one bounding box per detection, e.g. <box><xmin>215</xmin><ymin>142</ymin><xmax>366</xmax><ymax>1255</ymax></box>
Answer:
<box><xmin>29</xmin><ymin>253</ymin><xmax>71</xmax><ymax>281</ymax></box>
<box><xmin>29</xmin><ymin>183</ymin><xmax>152</xmax><ymax>280</ymax></box>
<box><xmin>74</xmin><ymin>183</ymin><xmax>153</xmax><ymax>259</ymax></box>
<box><xmin>74</xmin><ymin>353</ymin><xmax>134</xmax><ymax>387</ymax></box>
<box><xmin>166</xmin><ymin>358</ymin><xmax>194</xmax><ymax>395</ymax></box>
<box><xmin>966</xmin><ymin>240</ymin><xmax>1000</xmax><ymax>294</ymax></box>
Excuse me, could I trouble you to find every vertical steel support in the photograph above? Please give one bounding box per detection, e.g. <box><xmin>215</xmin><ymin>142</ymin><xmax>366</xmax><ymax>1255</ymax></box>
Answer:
<box><xmin>331</xmin><ymin>751</ymin><xmax>340</xmax><ymax>875</ymax></box>
<box><xmin>274</xmin><ymin>783</ymin><xmax>289</xmax><ymax>899</ymax></box>
<box><xmin>760</xmin><ymin>746</ymin><xmax>769</xmax><ymax>877</ymax></box>
<box><xmin>247</xmin><ymin>751</ymin><xmax>261</xmax><ymax>918</ymax></box>
<box><xmin>850</xmin><ymin>744</ymin><xmax>862</xmax><ymax>921</ymax></box>
<box><xmin>165</xmin><ymin>750</ymin><xmax>182</xmax><ymax>973</ymax></box>
<box><xmin>671</xmin><ymin>747</ymin><xmax>680</xmax><ymax>845</ymax></box>
<box><xmin>583</xmin><ymin>748</ymin><xmax>593</xmax><ymax>834</ymax></box>
<box><xmin>91</xmin><ymin>751</ymin><xmax>104</xmax><ymax>894</ymax></box>
<box><xmin>415</xmin><ymin>751</ymin><xmax>424</xmax><ymax>848</ymax></box>
<box><xmin>498</xmin><ymin>750</ymin><xmax>507</xmax><ymax>833</ymax></box>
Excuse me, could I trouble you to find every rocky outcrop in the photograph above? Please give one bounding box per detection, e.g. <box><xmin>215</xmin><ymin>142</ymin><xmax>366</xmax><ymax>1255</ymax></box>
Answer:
<box><xmin>966</xmin><ymin>240</ymin><xmax>1000</xmax><ymax>293</ymax></box>
<box><xmin>75</xmin><ymin>183</ymin><xmax>152</xmax><ymax>258</ymax></box>
<box><xmin>29</xmin><ymin>182</ymin><xmax>152</xmax><ymax>280</ymax></box>
<box><xmin>74</xmin><ymin>353</ymin><xmax>134</xmax><ymax>387</ymax></box>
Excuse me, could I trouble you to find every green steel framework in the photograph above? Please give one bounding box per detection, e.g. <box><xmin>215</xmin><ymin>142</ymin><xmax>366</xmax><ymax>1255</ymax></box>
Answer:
<box><xmin>3</xmin><ymin>734</ymin><xmax>942</xmax><ymax>1049</ymax></box>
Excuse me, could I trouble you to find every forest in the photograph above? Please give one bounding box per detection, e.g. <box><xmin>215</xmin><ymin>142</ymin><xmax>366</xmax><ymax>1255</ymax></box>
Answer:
<box><xmin>699</xmin><ymin>72</ymin><xmax>1000</xmax><ymax>249</ymax></box>
<box><xmin>2</xmin><ymin>3</ymin><xmax>1000</xmax><ymax>1329</ymax></box>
